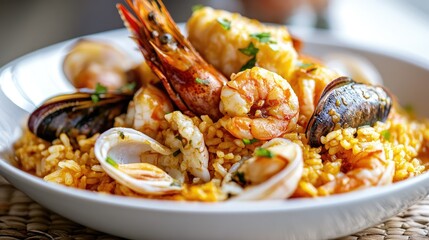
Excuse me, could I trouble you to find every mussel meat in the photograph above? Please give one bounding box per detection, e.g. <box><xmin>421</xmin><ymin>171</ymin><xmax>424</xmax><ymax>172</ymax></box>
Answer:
<box><xmin>306</xmin><ymin>77</ymin><xmax>392</xmax><ymax>147</ymax></box>
<box><xmin>28</xmin><ymin>92</ymin><xmax>132</xmax><ymax>142</ymax></box>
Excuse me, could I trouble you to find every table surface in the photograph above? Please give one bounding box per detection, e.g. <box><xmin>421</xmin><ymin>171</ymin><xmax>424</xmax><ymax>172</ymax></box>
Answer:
<box><xmin>1</xmin><ymin>179</ymin><xmax>429</xmax><ymax>240</ymax></box>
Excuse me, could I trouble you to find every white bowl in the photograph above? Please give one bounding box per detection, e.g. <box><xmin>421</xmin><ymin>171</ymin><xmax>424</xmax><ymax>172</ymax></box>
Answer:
<box><xmin>1</xmin><ymin>28</ymin><xmax>429</xmax><ymax>240</ymax></box>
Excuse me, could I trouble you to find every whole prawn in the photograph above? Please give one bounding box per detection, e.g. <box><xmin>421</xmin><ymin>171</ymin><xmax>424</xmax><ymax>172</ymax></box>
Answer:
<box><xmin>219</xmin><ymin>67</ymin><xmax>299</xmax><ymax>140</ymax></box>
<box><xmin>117</xmin><ymin>0</ymin><xmax>228</xmax><ymax>121</ymax></box>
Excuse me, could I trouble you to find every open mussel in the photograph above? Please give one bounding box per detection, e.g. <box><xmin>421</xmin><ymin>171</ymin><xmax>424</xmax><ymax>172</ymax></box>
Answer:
<box><xmin>306</xmin><ymin>77</ymin><xmax>392</xmax><ymax>147</ymax></box>
<box><xmin>28</xmin><ymin>92</ymin><xmax>133</xmax><ymax>142</ymax></box>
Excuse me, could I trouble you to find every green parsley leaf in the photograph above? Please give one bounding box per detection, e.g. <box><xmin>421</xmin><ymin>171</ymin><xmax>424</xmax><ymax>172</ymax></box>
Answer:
<box><xmin>300</xmin><ymin>62</ymin><xmax>314</xmax><ymax>69</ymax></box>
<box><xmin>120</xmin><ymin>82</ymin><xmax>136</xmax><ymax>93</ymax></box>
<box><xmin>91</xmin><ymin>94</ymin><xmax>100</xmax><ymax>103</ymax></box>
<box><xmin>217</xmin><ymin>18</ymin><xmax>231</xmax><ymax>30</ymax></box>
<box><xmin>240</xmin><ymin>57</ymin><xmax>257</xmax><ymax>71</ymax></box>
<box><xmin>173</xmin><ymin>149</ymin><xmax>181</xmax><ymax>157</ymax></box>
<box><xmin>255</xmin><ymin>147</ymin><xmax>274</xmax><ymax>158</ymax></box>
<box><xmin>91</xmin><ymin>83</ymin><xmax>108</xmax><ymax>103</ymax></box>
<box><xmin>95</xmin><ymin>83</ymin><xmax>108</xmax><ymax>94</ymax></box>
<box><xmin>170</xmin><ymin>179</ymin><xmax>182</xmax><ymax>187</ymax></box>
<box><xmin>192</xmin><ymin>4</ymin><xmax>204</xmax><ymax>12</ymax></box>
<box><xmin>118</xmin><ymin>131</ymin><xmax>125</xmax><ymax>140</ymax></box>
<box><xmin>242</xmin><ymin>138</ymin><xmax>259</xmax><ymax>145</ymax></box>
<box><xmin>250</xmin><ymin>32</ymin><xmax>271</xmax><ymax>43</ymax></box>
<box><xmin>381</xmin><ymin>130</ymin><xmax>391</xmax><ymax>141</ymax></box>
<box><xmin>238</xmin><ymin>42</ymin><xmax>259</xmax><ymax>57</ymax></box>
<box><xmin>195</xmin><ymin>77</ymin><xmax>210</xmax><ymax>85</ymax></box>
<box><xmin>233</xmin><ymin>171</ymin><xmax>247</xmax><ymax>185</ymax></box>
<box><xmin>106</xmin><ymin>156</ymin><xmax>118</xmax><ymax>168</ymax></box>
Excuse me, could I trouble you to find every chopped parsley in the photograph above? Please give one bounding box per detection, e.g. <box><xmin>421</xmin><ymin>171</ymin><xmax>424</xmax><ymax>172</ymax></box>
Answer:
<box><xmin>120</xmin><ymin>82</ymin><xmax>136</xmax><ymax>93</ymax></box>
<box><xmin>173</xmin><ymin>149</ymin><xmax>181</xmax><ymax>157</ymax></box>
<box><xmin>192</xmin><ymin>4</ymin><xmax>204</xmax><ymax>12</ymax></box>
<box><xmin>170</xmin><ymin>179</ymin><xmax>182</xmax><ymax>187</ymax></box>
<box><xmin>240</xmin><ymin>57</ymin><xmax>257</xmax><ymax>71</ymax></box>
<box><xmin>91</xmin><ymin>83</ymin><xmax>108</xmax><ymax>103</ymax></box>
<box><xmin>239</xmin><ymin>42</ymin><xmax>259</xmax><ymax>57</ymax></box>
<box><xmin>195</xmin><ymin>77</ymin><xmax>210</xmax><ymax>85</ymax></box>
<box><xmin>106</xmin><ymin>156</ymin><xmax>118</xmax><ymax>168</ymax></box>
<box><xmin>250</xmin><ymin>32</ymin><xmax>271</xmax><ymax>43</ymax></box>
<box><xmin>233</xmin><ymin>171</ymin><xmax>247</xmax><ymax>185</ymax></box>
<box><xmin>91</xmin><ymin>94</ymin><xmax>100</xmax><ymax>103</ymax></box>
<box><xmin>95</xmin><ymin>83</ymin><xmax>108</xmax><ymax>94</ymax></box>
<box><xmin>238</xmin><ymin>42</ymin><xmax>259</xmax><ymax>71</ymax></box>
<box><xmin>300</xmin><ymin>62</ymin><xmax>314</xmax><ymax>68</ymax></box>
<box><xmin>242</xmin><ymin>138</ymin><xmax>259</xmax><ymax>145</ymax></box>
<box><xmin>255</xmin><ymin>147</ymin><xmax>274</xmax><ymax>158</ymax></box>
<box><xmin>118</xmin><ymin>131</ymin><xmax>125</xmax><ymax>140</ymax></box>
<box><xmin>217</xmin><ymin>18</ymin><xmax>231</xmax><ymax>30</ymax></box>
<box><xmin>381</xmin><ymin>130</ymin><xmax>391</xmax><ymax>141</ymax></box>
<box><xmin>298</xmin><ymin>62</ymin><xmax>317</xmax><ymax>73</ymax></box>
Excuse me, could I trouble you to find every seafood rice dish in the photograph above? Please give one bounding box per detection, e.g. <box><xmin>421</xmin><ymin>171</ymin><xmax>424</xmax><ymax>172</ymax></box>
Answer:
<box><xmin>13</xmin><ymin>0</ymin><xmax>429</xmax><ymax>201</ymax></box>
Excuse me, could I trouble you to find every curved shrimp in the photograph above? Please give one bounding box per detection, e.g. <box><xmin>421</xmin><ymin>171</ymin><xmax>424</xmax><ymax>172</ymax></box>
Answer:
<box><xmin>319</xmin><ymin>143</ymin><xmax>395</xmax><ymax>195</ymax></box>
<box><xmin>164</xmin><ymin>111</ymin><xmax>210</xmax><ymax>182</ymax></box>
<box><xmin>125</xmin><ymin>84</ymin><xmax>174</xmax><ymax>138</ymax></box>
<box><xmin>219</xmin><ymin>67</ymin><xmax>299</xmax><ymax>140</ymax></box>
<box><xmin>117</xmin><ymin>0</ymin><xmax>228</xmax><ymax>121</ymax></box>
<box><xmin>187</xmin><ymin>7</ymin><xmax>298</xmax><ymax>80</ymax></box>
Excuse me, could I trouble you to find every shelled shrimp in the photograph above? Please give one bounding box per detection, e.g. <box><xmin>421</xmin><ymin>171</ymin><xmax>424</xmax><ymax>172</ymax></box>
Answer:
<box><xmin>319</xmin><ymin>143</ymin><xmax>395</xmax><ymax>194</ymax></box>
<box><xmin>219</xmin><ymin>67</ymin><xmax>299</xmax><ymax>140</ymax></box>
<box><xmin>125</xmin><ymin>84</ymin><xmax>174</xmax><ymax>138</ymax></box>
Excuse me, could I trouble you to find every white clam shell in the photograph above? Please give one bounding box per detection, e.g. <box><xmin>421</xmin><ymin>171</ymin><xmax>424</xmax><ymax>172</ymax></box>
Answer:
<box><xmin>231</xmin><ymin>138</ymin><xmax>303</xmax><ymax>201</ymax></box>
<box><xmin>94</xmin><ymin>127</ymin><xmax>182</xmax><ymax>195</ymax></box>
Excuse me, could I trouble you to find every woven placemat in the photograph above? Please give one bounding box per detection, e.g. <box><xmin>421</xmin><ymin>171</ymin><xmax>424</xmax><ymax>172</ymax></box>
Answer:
<box><xmin>1</xmin><ymin>177</ymin><xmax>429</xmax><ymax>240</ymax></box>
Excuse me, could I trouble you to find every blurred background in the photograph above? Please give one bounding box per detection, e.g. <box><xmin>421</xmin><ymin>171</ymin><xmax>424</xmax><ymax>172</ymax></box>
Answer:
<box><xmin>1</xmin><ymin>0</ymin><xmax>429</xmax><ymax>67</ymax></box>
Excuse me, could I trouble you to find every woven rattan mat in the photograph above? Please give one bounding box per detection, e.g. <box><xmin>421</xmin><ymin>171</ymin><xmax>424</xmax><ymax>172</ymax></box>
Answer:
<box><xmin>1</xmin><ymin>178</ymin><xmax>429</xmax><ymax>240</ymax></box>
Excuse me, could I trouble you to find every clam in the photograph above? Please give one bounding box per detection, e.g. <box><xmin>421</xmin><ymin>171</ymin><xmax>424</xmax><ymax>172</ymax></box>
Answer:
<box><xmin>306</xmin><ymin>77</ymin><xmax>392</xmax><ymax>147</ymax></box>
<box><xmin>28</xmin><ymin>92</ymin><xmax>132</xmax><ymax>142</ymax></box>
<box><xmin>229</xmin><ymin>138</ymin><xmax>303</xmax><ymax>201</ymax></box>
<box><xmin>94</xmin><ymin>127</ymin><xmax>182</xmax><ymax>195</ymax></box>
<box><xmin>63</xmin><ymin>39</ymin><xmax>135</xmax><ymax>91</ymax></box>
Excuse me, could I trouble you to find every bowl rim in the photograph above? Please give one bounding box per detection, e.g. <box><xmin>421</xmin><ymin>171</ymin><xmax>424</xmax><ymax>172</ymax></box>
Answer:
<box><xmin>1</xmin><ymin>27</ymin><xmax>429</xmax><ymax>214</ymax></box>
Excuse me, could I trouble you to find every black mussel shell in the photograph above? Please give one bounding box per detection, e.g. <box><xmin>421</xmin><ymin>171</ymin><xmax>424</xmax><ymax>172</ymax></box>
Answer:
<box><xmin>305</xmin><ymin>77</ymin><xmax>392</xmax><ymax>148</ymax></box>
<box><xmin>28</xmin><ymin>92</ymin><xmax>132</xmax><ymax>142</ymax></box>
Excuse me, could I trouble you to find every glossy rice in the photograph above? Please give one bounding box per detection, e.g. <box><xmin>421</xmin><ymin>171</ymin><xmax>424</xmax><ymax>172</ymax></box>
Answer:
<box><xmin>13</xmin><ymin>107</ymin><xmax>429</xmax><ymax>201</ymax></box>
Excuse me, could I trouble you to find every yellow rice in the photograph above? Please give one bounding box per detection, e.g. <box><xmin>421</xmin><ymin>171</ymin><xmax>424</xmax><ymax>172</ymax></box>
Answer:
<box><xmin>13</xmin><ymin>106</ymin><xmax>429</xmax><ymax>201</ymax></box>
